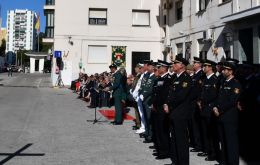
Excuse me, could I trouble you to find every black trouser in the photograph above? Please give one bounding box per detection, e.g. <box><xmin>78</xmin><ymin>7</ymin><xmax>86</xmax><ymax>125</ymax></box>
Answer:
<box><xmin>188</xmin><ymin>102</ymin><xmax>202</xmax><ymax>150</ymax></box>
<box><xmin>170</xmin><ymin>117</ymin><xmax>189</xmax><ymax>165</ymax></box>
<box><xmin>218</xmin><ymin>120</ymin><xmax>239</xmax><ymax>165</ymax></box>
<box><xmin>201</xmin><ymin>115</ymin><xmax>219</xmax><ymax>158</ymax></box>
<box><xmin>153</xmin><ymin>107</ymin><xmax>170</xmax><ymax>155</ymax></box>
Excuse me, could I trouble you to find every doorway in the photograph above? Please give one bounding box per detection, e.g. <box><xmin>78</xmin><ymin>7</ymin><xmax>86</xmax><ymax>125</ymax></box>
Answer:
<box><xmin>132</xmin><ymin>52</ymin><xmax>150</xmax><ymax>75</ymax></box>
<box><xmin>239</xmin><ymin>28</ymin><xmax>253</xmax><ymax>63</ymax></box>
<box><xmin>35</xmin><ymin>60</ymin><xmax>39</xmax><ymax>72</ymax></box>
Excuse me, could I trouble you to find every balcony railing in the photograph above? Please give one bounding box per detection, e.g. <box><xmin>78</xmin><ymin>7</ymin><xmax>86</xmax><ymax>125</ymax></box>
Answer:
<box><xmin>46</xmin><ymin>0</ymin><xmax>55</xmax><ymax>5</ymax></box>
<box><xmin>45</xmin><ymin>27</ymin><xmax>54</xmax><ymax>38</ymax></box>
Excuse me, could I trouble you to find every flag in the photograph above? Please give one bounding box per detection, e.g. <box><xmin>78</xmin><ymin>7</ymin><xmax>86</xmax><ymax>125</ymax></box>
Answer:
<box><xmin>35</xmin><ymin>13</ymin><xmax>40</xmax><ymax>33</ymax></box>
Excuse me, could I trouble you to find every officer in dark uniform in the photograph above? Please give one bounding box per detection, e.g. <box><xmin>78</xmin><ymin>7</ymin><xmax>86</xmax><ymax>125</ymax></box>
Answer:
<box><xmin>212</xmin><ymin>60</ymin><xmax>241</xmax><ymax>165</ymax></box>
<box><xmin>188</xmin><ymin>57</ymin><xmax>205</xmax><ymax>152</ymax></box>
<box><xmin>139</xmin><ymin>61</ymin><xmax>157</xmax><ymax>143</ymax></box>
<box><xmin>151</xmin><ymin>60</ymin><xmax>172</xmax><ymax>159</ymax></box>
<box><xmin>197</xmin><ymin>59</ymin><xmax>219</xmax><ymax>161</ymax></box>
<box><xmin>104</xmin><ymin>64</ymin><xmax>126</xmax><ymax>125</ymax></box>
<box><xmin>163</xmin><ymin>55</ymin><xmax>191</xmax><ymax>165</ymax></box>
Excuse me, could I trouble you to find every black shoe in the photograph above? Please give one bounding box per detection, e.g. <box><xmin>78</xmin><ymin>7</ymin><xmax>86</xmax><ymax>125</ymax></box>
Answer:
<box><xmin>190</xmin><ymin>148</ymin><xmax>200</xmax><ymax>152</ymax></box>
<box><xmin>149</xmin><ymin>146</ymin><xmax>155</xmax><ymax>149</ymax></box>
<box><xmin>197</xmin><ymin>152</ymin><xmax>208</xmax><ymax>157</ymax></box>
<box><xmin>110</xmin><ymin>121</ymin><xmax>116</xmax><ymax>124</ymax></box>
<box><xmin>152</xmin><ymin>152</ymin><xmax>159</xmax><ymax>156</ymax></box>
<box><xmin>205</xmin><ymin>156</ymin><xmax>216</xmax><ymax>161</ymax></box>
<box><xmin>113</xmin><ymin>122</ymin><xmax>123</xmax><ymax>125</ymax></box>
<box><xmin>143</xmin><ymin>139</ymin><xmax>152</xmax><ymax>143</ymax></box>
<box><xmin>155</xmin><ymin>154</ymin><xmax>169</xmax><ymax>159</ymax></box>
<box><xmin>139</xmin><ymin>133</ymin><xmax>146</xmax><ymax>138</ymax></box>
<box><xmin>132</xmin><ymin>126</ymin><xmax>140</xmax><ymax>130</ymax></box>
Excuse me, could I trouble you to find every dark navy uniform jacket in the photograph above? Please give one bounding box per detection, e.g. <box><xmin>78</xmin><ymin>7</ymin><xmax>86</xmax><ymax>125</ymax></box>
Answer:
<box><xmin>213</xmin><ymin>78</ymin><xmax>242</xmax><ymax>122</ymax></box>
<box><xmin>165</xmin><ymin>71</ymin><xmax>192</xmax><ymax>119</ymax></box>
<box><xmin>199</xmin><ymin>74</ymin><xmax>218</xmax><ymax>117</ymax></box>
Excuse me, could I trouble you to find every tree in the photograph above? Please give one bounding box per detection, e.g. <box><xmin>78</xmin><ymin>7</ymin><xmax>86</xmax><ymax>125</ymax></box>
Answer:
<box><xmin>0</xmin><ymin>39</ymin><xmax>6</xmax><ymax>57</ymax></box>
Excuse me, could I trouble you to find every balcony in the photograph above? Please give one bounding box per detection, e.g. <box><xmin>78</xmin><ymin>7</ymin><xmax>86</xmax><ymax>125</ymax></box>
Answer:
<box><xmin>43</xmin><ymin>27</ymin><xmax>54</xmax><ymax>43</ymax></box>
<box><xmin>44</xmin><ymin>0</ymin><xmax>55</xmax><ymax>10</ymax></box>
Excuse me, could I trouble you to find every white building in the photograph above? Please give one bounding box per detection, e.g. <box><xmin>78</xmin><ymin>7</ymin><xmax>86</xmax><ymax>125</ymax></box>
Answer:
<box><xmin>161</xmin><ymin>0</ymin><xmax>260</xmax><ymax>64</ymax></box>
<box><xmin>6</xmin><ymin>9</ymin><xmax>36</xmax><ymax>52</ymax></box>
<box><xmin>43</xmin><ymin>0</ymin><xmax>162</xmax><ymax>86</ymax></box>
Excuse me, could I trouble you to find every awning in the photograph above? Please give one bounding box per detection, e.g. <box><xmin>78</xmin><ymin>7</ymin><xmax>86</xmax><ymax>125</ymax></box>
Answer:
<box><xmin>221</xmin><ymin>6</ymin><xmax>260</xmax><ymax>23</ymax></box>
<box><xmin>25</xmin><ymin>52</ymin><xmax>48</xmax><ymax>57</ymax></box>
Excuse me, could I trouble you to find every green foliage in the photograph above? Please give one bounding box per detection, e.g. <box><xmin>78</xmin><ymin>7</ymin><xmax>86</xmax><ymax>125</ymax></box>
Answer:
<box><xmin>0</xmin><ymin>39</ymin><xmax>6</xmax><ymax>56</ymax></box>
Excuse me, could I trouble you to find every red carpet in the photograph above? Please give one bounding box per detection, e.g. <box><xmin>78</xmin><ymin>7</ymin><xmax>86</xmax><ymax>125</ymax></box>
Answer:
<box><xmin>98</xmin><ymin>109</ymin><xmax>135</xmax><ymax>120</ymax></box>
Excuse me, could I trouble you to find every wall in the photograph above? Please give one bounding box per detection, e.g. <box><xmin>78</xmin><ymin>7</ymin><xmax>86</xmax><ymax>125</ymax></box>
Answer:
<box><xmin>52</xmin><ymin>0</ymin><xmax>162</xmax><ymax>85</ymax></box>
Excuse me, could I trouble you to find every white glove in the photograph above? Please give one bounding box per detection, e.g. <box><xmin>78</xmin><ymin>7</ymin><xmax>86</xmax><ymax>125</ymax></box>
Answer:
<box><xmin>140</xmin><ymin>95</ymin><xmax>144</xmax><ymax>101</ymax></box>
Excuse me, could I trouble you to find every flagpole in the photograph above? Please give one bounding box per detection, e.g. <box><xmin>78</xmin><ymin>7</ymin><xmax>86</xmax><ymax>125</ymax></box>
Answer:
<box><xmin>38</xmin><ymin>32</ymin><xmax>39</xmax><ymax>52</ymax></box>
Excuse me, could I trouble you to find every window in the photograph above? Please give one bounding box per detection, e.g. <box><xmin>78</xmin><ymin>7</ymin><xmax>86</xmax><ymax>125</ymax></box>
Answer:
<box><xmin>89</xmin><ymin>8</ymin><xmax>107</xmax><ymax>25</ymax></box>
<box><xmin>176</xmin><ymin>43</ymin><xmax>183</xmax><ymax>54</ymax></box>
<box><xmin>163</xmin><ymin>15</ymin><xmax>167</xmax><ymax>25</ymax></box>
<box><xmin>88</xmin><ymin>46</ymin><xmax>107</xmax><ymax>63</ymax></box>
<box><xmin>199</xmin><ymin>0</ymin><xmax>209</xmax><ymax>11</ymax></box>
<box><xmin>198</xmin><ymin>39</ymin><xmax>211</xmax><ymax>60</ymax></box>
<box><xmin>132</xmin><ymin>10</ymin><xmax>150</xmax><ymax>26</ymax></box>
<box><xmin>46</xmin><ymin>0</ymin><xmax>55</xmax><ymax>5</ymax></box>
<box><xmin>176</xmin><ymin>1</ymin><xmax>183</xmax><ymax>21</ymax></box>
<box><xmin>45</xmin><ymin>10</ymin><xmax>54</xmax><ymax>38</ymax></box>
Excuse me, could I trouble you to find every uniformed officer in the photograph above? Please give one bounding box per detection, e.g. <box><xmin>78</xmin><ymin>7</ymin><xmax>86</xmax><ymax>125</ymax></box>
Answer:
<box><xmin>188</xmin><ymin>57</ymin><xmax>205</xmax><ymax>153</ymax></box>
<box><xmin>163</xmin><ymin>54</ymin><xmax>191</xmax><ymax>165</ymax></box>
<box><xmin>151</xmin><ymin>60</ymin><xmax>172</xmax><ymax>159</ymax></box>
<box><xmin>197</xmin><ymin>59</ymin><xmax>219</xmax><ymax>161</ymax></box>
<box><xmin>104</xmin><ymin>64</ymin><xmax>126</xmax><ymax>125</ymax></box>
<box><xmin>139</xmin><ymin>61</ymin><xmax>157</xmax><ymax>143</ymax></box>
<box><xmin>135</xmin><ymin>60</ymin><xmax>151</xmax><ymax>135</ymax></box>
<box><xmin>130</xmin><ymin>63</ymin><xmax>143</xmax><ymax>130</ymax></box>
<box><xmin>212</xmin><ymin>60</ymin><xmax>242</xmax><ymax>165</ymax></box>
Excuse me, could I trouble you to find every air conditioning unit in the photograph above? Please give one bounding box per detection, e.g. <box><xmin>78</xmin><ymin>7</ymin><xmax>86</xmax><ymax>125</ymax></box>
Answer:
<box><xmin>164</xmin><ymin>0</ymin><xmax>173</xmax><ymax>9</ymax></box>
<box><xmin>203</xmin><ymin>29</ymin><xmax>214</xmax><ymax>41</ymax></box>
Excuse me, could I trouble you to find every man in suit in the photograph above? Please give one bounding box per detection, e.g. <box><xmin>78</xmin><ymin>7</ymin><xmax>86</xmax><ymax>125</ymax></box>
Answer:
<box><xmin>104</xmin><ymin>64</ymin><xmax>126</xmax><ymax>125</ymax></box>
<box><xmin>163</xmin><ymin>54</ymin><xmax>192</xmax><ymax>165</ymax></box>
<box><xmin>212</xmin><ymin>60</ymin><xmax>242</xmax><ymax>165</ymax></box>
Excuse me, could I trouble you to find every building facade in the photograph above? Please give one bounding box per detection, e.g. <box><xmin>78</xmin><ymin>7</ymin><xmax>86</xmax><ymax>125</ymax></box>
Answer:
<box><xmin>6</xmin><ymin>9</ymin><xmax>36</xmax><ymax>52</ymax></box>
<box><xmin>43</xmin><ymin>0</ymin><xmax>162</xmax><ymax>86</ymax></box>
<box><xmin>161</xmin><ymin>0</ymin><xmax>260</xmax><ymax>64</ymax></box>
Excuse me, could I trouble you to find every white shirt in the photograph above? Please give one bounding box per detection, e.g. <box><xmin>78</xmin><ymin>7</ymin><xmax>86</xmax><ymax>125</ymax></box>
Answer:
<box><xmin>177</xmin><ymin>71</ymin><xmax>185</xmax><ymax>78</ymax></box>
<box><xmin>207</xmin><ymin>73</ymin><xmax>214</xmax><ymax>79</ymax></box>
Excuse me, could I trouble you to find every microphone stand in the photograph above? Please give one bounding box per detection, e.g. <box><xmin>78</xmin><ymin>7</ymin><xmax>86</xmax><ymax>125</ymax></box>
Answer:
<box><xmin>86</xmin><ymin>88</ymin><xmax>108</xmax><ymax>124</ymax></box>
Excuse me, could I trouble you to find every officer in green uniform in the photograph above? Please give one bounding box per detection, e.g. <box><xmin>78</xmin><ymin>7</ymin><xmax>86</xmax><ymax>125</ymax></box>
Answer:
<box><xmin>139</xmin><ymin>61</ymin><xmax>158</xmax><ymax>143</ymax></box>
<box><xmin>104</xmin><ymin>64</ymin><xmax>126</xmax><ymax>125</ymax></box>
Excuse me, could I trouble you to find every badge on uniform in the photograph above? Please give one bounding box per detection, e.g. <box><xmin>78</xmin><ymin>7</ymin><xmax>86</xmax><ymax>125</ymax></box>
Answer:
<box><xmin>234</xmin><ymin>88</ymin><xmax>240</xmax><ymax>94</ymax></box>
<box><xmin>182</xmin><ymin>82</ymin><xmax>188</xmax><ymax>88</ymax></box>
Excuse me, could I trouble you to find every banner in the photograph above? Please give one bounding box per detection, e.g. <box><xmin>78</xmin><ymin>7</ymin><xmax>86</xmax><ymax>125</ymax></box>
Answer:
<box><xmin>111</xmin><ymin>46</ymin><xmax>126</xmax><ymax>67</ymax></box>
<box><xmin>35</xmin><ymin>13</ymin><xmax>40</xmax><ymax>33</ymax></box>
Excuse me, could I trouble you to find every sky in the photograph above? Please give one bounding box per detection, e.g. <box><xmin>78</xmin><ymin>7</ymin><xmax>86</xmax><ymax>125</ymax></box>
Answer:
<box><xmin>0</xmin><ymin>0</ymin><xmax>46</xmax><ymax>32</ymax></box>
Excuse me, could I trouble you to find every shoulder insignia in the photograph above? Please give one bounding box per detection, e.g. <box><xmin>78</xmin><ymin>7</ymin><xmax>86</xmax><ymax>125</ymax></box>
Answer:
<box><xmin>234</xmin><ymin>88</ymin><xmax>240</xmax><ymax>94</ymax></box>
<box><xmin>182</xmin><ymin>82</ymin><xmax>188</xmax><ymax>88</ymax></box>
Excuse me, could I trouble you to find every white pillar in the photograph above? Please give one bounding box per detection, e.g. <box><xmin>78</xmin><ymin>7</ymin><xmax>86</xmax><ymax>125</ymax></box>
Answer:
<box><xmin>30</xmin><ymin>57</ymin><xmax>35</xmax><ymax>73</ymax></box>
<box><xmin>39</xmin><ymin>58</ymin><xmax>44</xmax><ymax>73</ymax></box>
